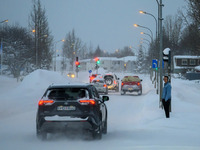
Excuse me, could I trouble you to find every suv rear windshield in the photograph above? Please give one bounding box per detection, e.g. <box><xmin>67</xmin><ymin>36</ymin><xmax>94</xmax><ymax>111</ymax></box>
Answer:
<box><xmin>43</xmin><ymin>88</ymin><xmax>89</xmax><ymax>101</ymax></box>
<box><xmin>92</xmin><ymin>80</ymin><xmax>104</xmax><ymax>84</ymax></box>
<box><xmin>104</xmin><ymin>75</ymin><xmax>113</xmax><ymax>79</ymax></box>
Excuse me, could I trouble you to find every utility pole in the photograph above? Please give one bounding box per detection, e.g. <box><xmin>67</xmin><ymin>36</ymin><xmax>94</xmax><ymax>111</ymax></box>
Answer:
<box><xmin>159</xmin><ymin>0</ymin><xmax>164</xmax><ymax>107</ymax></box>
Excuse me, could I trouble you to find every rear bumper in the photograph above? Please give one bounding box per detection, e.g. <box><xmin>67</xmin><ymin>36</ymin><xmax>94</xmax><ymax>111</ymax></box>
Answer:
<box><xmin>41</xmin><ymin>120</ymin><xmax>92</xmax><ymax>132</ymax></box>
<box><xmin>107</xmin><ymin>85</ymin><xmax>118</xmax><ymax>90</ymax></box>
<box><xmin>121</xmin><ymin>85</ymin><xmax>141</xmax><ymax>92</ymax></box>
<box><xmin>38</xmin><ymin>115</ymin><xmax>98</xmax><ymax>132</ymax></box>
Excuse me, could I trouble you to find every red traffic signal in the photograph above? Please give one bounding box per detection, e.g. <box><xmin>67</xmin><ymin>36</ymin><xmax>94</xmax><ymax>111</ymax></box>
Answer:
<box><xmin>94</xmin><ymin>57</ymin><xmax>99</xmax><ymax>62</ymax></box>
<box><xmin>75</xmin><ymin>61</ymin><xmax>80</xmax><ymax>66</ymax></box>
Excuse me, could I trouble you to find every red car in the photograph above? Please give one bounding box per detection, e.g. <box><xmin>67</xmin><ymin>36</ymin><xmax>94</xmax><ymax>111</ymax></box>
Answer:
<box><xmin>121</xmin><ymin>76</ymin><xmax>142</xmax><ymax>95</ymax></box>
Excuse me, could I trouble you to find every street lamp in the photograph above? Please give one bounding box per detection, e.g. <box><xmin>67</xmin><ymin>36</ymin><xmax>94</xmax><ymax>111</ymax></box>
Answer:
<box><xmin>134</xmin><ymin>23</ymin><xmax>153</xmax><ymax>40</ymax></box>
<box><xmin>54</xmin><ymin>39</ymin><xmax>65</xmax><ymax>71</ymax></box>
<box><xmin>140</xmin><ymin>32</ymin><xmax>153</xmax><ymax>42</ymax></box>
<box><xmin>0</xmin><ymin>19</ymin><xmax>8</xmax><ymax>24</ymax></box>
<box><xmin>141</xmin><ymin>38</ymin><xmax>151</xmax><ymax>44</ymax></box>
<box><xmin>139</xmin><ymin>11</ymin><xmax>158</xmax><ymax>39</ymax></box>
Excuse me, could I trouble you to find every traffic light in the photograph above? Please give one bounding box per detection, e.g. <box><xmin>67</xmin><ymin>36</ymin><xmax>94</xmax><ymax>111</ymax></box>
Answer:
<box><xmin>75</xmin><ymin>61</ymin><xmax>80</xmax><ymax>67</ymax></box>
<box><xmin>75</xmin><ymin>57</ymin><xmax>80</xmax><ymax>68</ymax></box>
<box><xmin>163</xmin><ymin>48</ymin><xmax>171</xmax><ymax>65</ymax></box>
<box><xmin>94</xmin><ymin>57</ymin><xmax>100</xmax><ymax>64</ymax></box>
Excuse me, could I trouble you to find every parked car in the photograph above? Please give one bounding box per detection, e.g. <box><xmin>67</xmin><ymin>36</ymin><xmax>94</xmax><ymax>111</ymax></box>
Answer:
<box><xmin>36</xmin><ymin>84</ymin><xmax>109</xmax><ymax>140</ymax></box>
<box><xmin>121</xmin><ymin>76</ymin><xmax>142</xmax><ymax>95</ymax></box>
<box><xmin>91</xmin><ymin>77</ymin><xmax>108</xmax><ymax>95</ymax></box>
<box><xmin>103</xmin><ymin>74</ymin><xmax>120</xmax><ymax>92</ymax></box>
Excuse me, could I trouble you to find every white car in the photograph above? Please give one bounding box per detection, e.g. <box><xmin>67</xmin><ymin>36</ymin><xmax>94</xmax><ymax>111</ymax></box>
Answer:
<box><xmin>91</xmin><ymin>77</ymin><xmax>108</xmax><ymax>95</ymax></box>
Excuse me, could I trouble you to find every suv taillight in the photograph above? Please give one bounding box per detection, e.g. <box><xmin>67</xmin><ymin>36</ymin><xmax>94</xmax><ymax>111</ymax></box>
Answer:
<box><xmin>114</xmin><ymin>80</ymin><xmax>117</xmax><ymax>84</ymax></box>
<box><xmin>79</xmin><ymin>99</ymin><xmax>96</xmax><ymax>105</ymax></box>
<box><xmin>121</xmin><ymin>82</ymin><xmax>124</xmax><ymax>86</ymax></box>
<box><xmin>137</xmin><ymin>82</ymin><xmax>140</xmax><ymax>86</ymax></box>
<box><xmin>104</xmin><ymin>84</ymin><xmax>107</xmax><ymax>87</ymax></box>
<box><xmin>38</xmin><ymin>100</ymin><xmax>54</xmax><ymax>106</ymax></box>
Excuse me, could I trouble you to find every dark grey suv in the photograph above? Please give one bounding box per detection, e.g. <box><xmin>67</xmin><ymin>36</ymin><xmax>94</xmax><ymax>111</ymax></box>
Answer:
<box><xmin>36</xmin><ymin>84</ymin><xmax>109</xmax><ymax>140</ymax></box>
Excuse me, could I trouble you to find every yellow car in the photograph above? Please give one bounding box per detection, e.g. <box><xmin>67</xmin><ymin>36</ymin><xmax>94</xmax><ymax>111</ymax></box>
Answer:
<box><xmin>67</xmin><ymin>73</ymin><xmax>75</xmax><ymax>78</ymax></box>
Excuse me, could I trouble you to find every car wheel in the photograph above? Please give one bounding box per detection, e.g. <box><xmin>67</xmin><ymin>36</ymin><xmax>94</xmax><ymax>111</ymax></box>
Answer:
<box><xmin>37</xmin><ymin>128</ymin><xmax>47</xmax><ymax>140</ymax></box>
<box><xmin>138</xmin><ymin>89</ymin><xmax>142</xmax><ymax>95</ymax></box>
<box><xmin>102</xmin><ymin>118</ymin><xmax>107</xmax><ymax>134</ymax></box>
<box><xmin>115</xmin><ymin>86</ymin><xmax>119</xmax><ymax>92</ymax></box>
<box><xmin>105</xmin><ymin>88</ymin><xmax>108</xmax><ymax>95</ymax></box>
<box><xmin>93</xmin><ymin>122</ymin><xmax>102</xmax><ymax>140</ymax></box>
<box><xmin>121</xmin><ymin>90</ymin><xmax>125</xmax><ymax>95</ymax></box>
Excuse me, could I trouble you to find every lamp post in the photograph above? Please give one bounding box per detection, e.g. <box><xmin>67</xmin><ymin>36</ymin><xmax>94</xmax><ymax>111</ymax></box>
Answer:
<box><xmin>140</xmin><ymin>32</ymin><xmax>153</xmax><ymax>42</ymax></box>
<box><xmin>139</xmin><ymin>11</ymin><xmax>158</xmax><ymax>39</ymax></box>
<box><xmin>54</xmin><ymin>39</ymin><xmax>65</xmax><ymax>71</ymax></box>
<box><xmin>141</xmin><ymin>38</ymin><xmax>151</xmax><ymax>44</ymax></box>
<box><xmin>35</xmin><ymin>33</ymin><xmax>48</xmax><ymax>69</ymax></box>
<box><xmin>134</xmin><ymin>24</ymin><xmax>153</xmax><ymax>40</ymax></box>
<box><xmin>156</xmin><ymin>0</ymin><xmax>164</xmax><ymax>107</ymax></box>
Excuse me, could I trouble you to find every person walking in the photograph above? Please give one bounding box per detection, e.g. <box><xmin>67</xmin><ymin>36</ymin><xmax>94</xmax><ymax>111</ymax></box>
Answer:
<box><xmin>162</xmin><ymin>76</ymin><xmax>172</xmax><ymax>118</ymax></box>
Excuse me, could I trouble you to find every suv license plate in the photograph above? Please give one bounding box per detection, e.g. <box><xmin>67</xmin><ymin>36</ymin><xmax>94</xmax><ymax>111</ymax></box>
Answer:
<box><xmin>128</xmin><ymin>88</ymin><xmax>133</xmax><ymax>90</ymax></box>
<box><xmin>57</xmin><ymin>106</ymin><xmax>76</xmax><ymax>111</ymax></box>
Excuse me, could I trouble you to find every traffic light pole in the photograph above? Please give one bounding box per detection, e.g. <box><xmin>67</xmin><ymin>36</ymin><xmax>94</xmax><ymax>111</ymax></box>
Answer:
<box><xmin>158</xmin><ymin>0</ymin><xmax>164</xmax><ymax>108</ymax></box>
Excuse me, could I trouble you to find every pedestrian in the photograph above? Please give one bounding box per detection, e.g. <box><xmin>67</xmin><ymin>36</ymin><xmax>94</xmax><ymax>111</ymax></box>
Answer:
<box><xmin>162</xmin><ymin>76</ymin><xmax>172</xmax><ymax>118</ymax></box>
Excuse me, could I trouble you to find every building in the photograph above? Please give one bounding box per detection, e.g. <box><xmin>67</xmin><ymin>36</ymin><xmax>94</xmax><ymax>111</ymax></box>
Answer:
<box><xmin>173</xmin><ymin>55</ymin><xmax>200</xmax><ymax>74</ymax></box>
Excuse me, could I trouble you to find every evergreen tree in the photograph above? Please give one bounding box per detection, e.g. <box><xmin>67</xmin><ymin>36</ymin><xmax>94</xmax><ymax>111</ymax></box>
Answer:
<box><xmin>0</xmin><ymin>25</ymin><xmax>34</xmax><ymax>80</ymax></box>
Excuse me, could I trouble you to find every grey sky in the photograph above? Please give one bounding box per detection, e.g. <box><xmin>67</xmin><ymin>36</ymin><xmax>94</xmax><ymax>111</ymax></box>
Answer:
<box><xmin>0</xmin><ymin>0</ymin><xmax>187</xmax><ymax>53</ymax></box>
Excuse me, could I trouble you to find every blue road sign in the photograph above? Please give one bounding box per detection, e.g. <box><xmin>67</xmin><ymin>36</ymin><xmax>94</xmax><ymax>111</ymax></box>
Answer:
<box><xmin>89</xmin><ymin>70</ymin><xmax>92</xmax><ymax>73</ymax></box>
<box><xmin>152</xmin><ymin>59</ymin><xmax>158</xmax><ymax>68</ymax></box>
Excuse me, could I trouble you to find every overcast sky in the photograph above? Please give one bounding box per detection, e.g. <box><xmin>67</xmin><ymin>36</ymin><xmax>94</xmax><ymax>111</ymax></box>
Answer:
<box><xmin>0</xmin><ymin>0</ymin><xmax>187</xmax><ymax>53</ymax></box>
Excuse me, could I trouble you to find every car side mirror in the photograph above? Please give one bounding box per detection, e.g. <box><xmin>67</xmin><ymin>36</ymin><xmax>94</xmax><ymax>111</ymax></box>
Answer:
<box><xmin>102</xmin><ymin>96</ymin><xmax>109</xmax><ymax>102</ymax></box>
<box><xmin>141</xmin><ymin>79</ymin><xmax>143</xmax><ymax>81</ymax></box>
<box><xmin>118</xmin><ymin>78</ymin><xmax>120</xmax><ymax>80</ymax></box>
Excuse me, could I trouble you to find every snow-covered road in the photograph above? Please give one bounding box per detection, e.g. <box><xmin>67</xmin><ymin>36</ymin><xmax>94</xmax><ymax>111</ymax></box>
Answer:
<box><xmin>0</xmin><ymin>70</ymin><xmax>200</xmax><ymax>150</ymax></box>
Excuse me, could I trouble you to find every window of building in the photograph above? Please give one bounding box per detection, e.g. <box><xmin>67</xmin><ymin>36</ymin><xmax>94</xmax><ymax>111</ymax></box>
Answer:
<box><xmin>189</xmin><ymin>59</ymin><xmax>196</xmax><ymax>65</ymax></box>
<box><xmin>181</xmin><ymin>59</ymin><xmax>188</xmax><ymax>65</ymax></box>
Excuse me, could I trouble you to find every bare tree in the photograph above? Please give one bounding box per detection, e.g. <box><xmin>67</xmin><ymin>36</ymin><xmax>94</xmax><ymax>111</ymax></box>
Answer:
<box><xmin>62</xmin><ymin>29</ymin><xmax>82</xmax><ymax>71</ymax></box>
<box><xmin>163</xmin><ymin>15</ymin><xmax>183</xmax><ymax>51</ymax></box>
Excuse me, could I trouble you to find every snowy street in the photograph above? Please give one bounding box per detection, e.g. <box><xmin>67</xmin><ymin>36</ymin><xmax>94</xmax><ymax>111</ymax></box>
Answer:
<box><xmin>0</xmin><ymin>70</ymin><xmax>200</xmax><ymax>150</ymax></box>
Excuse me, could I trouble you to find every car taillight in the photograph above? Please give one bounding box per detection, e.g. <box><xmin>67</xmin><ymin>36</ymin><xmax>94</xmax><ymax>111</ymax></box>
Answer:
<box><xmin>114</xmin><ymin>80</ymin><xmax>117</xmax><ymax>84</ymax></box>
<box><xmin>38</xmin><ymin>100</ymin><xmax>54</xmax><ymax>106</ymax></box>
<box><xmin>90</xmin><ymin>76</ymin><xmax>95</xmax><ymax>81</ymax></box>
<box><xmin>79</xmin><ymin>99</ymin><xmax>96</xmax><ymax>105</ymax></box>
<box><xmin>104</xmin><ymin>84</ymin><xmax>107</xmax><ymax>87</ymax></box>
<box><xmin>121</xmin><ymin>82</ymin><xmax>124</xmax><ymax>86</ymax></box>
<box><xmin>137</xmin><ymin>82</ymin><xmax>140</xmax><ymax>86</ymax></box>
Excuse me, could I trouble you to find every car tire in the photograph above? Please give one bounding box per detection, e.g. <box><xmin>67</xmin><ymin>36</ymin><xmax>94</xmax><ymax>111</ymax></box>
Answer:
<box><xmin>105</xmin><ymin>89</ymin><xmax>108</xmax><ymax>95</ymax></box>
<box><xmin>102</xmin><ymin>115</ymin><xmax>107</xmax><ymax>134</ymax></box>
<box><xmin>138</xmin><ymin>89</ymin><xmax>142</xmax><ymax>95</ymax></box>
<box><xmin>37</xmin><ymin>128</ymin><xmax>47</xmax><ymax>140</ymax></box>
<box><xmin>121</xmin><ymin>90</ymin><xmax>126</xmax><ymax>95</ymax></box>
<box><xmin>93</xmin><ymin>125</ymin><xmax>102</xmax><ymax>140</ymax></box>
<box><xmin>115</xmin><ymin>86</ymin><xmax>119</xmax><ymax>92</ymax></box>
